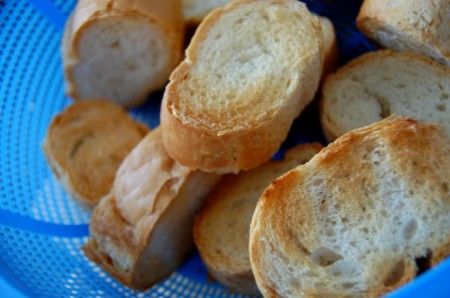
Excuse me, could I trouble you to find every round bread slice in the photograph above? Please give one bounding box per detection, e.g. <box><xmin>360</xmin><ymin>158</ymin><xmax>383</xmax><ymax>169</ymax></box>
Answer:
<box><xmin>320</xmin><ymin>50</ymin><xmax>450</xmax><ymax>142</ymax></box>
<box><xmin>63</xmin><ymin>0</ymin><xmax>183</xmax><ymax>107</ymax></box>
<box><xmin>194</xmin><ymin>143</ymin><xmax>322</xmax><ymax>295</ymax></box>
<box><xmin>43</xmin><ymin>100</ymin><xmax>149</xmax><ymax>205</ymax></box>
<box><xmin>161</xmin><ymin>0</ymin><xmax>322</xmax><ymax>173</ymax></box>
<box><xmin>250</xmin><ymin>117</ymin><xmax>450</xmax><ymax>297</ymax></box>
<box><xmin>357</xmin><ymin>0</ymin><xmax>449</xmax><ymax>66</ymax></box>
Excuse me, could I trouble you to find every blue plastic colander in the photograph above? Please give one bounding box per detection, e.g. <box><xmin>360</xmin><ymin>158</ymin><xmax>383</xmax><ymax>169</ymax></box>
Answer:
<box><xmin>0</xmin><ymin>0</ymin><xmax>449</xmax><ymax>297</ymax></box>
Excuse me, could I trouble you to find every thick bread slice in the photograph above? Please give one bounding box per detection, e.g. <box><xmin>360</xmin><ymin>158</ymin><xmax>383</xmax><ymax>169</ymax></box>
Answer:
<box><xmin>182</xmin><ymin>0</ymin><xmax>231</xmax><ymax>24</ymax></box>
<box><xmin>43</xmin><ymin>100</ymin><xmax>148</xmax><ymax>205</ymax></box>
<box><xmin>320</xmin><ymin>50</ymin><xmax>450</xmax><ymax>142</ymax></box>
<box><xmin>357</xmin><ymin>0</ymin><xmax>450</xmax><ymax>66</ymax></box>
<box><xmin>63</xmin><ymin>0</ymin><xmax>183</xmax><ymax>107</ymax></box>
<box><xmin>250</xmin><ymin>117</ymin><xmax>450</xmax><ymax>297</ymax></box>
<box><xmin>84</xmin><ymin>128</ymin><xmax>220</xmax><ymax>290</ymax></box>
<box><xmin>194</xmin><ymin>143</ymin><xmax>322</xmax><ymax>295</ymax></box>
<box><xmin>161</xmin><ymin>0</ymin><xmax>322</xmax><ymax>173</ymax></box>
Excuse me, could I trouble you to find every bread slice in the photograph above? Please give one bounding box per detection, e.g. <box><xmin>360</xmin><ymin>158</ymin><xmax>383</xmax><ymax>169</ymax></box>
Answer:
<box><xmin>194</xmin><ymin>143</ymin><xmax>322</xmax><ymax>294</ymax></box>
<box><xmin>84</xmin><ymin>128</ymin><xmax>220</xmax><ymax>290</ymax></box>
<box><xmin>63</xmin><ymin>0</ymin><xmax>184</xmax><ymax>107</ymax></box>
<box><xmin>43</xmin><ymin>100</ymin><xmax>148</xmax><ymax>205</ymax></box>
<box><xmin>161</xmin><ymin>0</ymin><xmax>322</xmax><ymax>173</ymax></box>
<box><xmin>319</xmin><ymin>16</ymin><xmax>338</xmax><ymax>78</ymax></box>
<box><xmin>320</xmin><ymin>50</ymin><xmax>450</xmax><ymax>142</ymax></box>
<box><xmin>357</xmin><ymin>0</ymin><xmax>450</xmax><ymax>66</ymax></box>
<box><xmin>250</xmin><ymin>117</ymin><xmax>450</xmax><ymax>297</ymax></box>
<box><xmin>182</xmin><ymin>0</ymin><xmax>231</xmax><ymax>24</ymax></box>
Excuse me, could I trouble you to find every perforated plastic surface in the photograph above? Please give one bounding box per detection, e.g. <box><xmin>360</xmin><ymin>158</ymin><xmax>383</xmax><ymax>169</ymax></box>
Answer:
<box><xmin>0</xmin><ymin>0</ymin><xmax>448</xmax><ymax>297</ymax></box>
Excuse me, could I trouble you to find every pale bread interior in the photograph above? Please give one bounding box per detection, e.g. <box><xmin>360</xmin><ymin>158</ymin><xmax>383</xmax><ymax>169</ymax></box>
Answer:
<box><xmin>175</xmin><ymin>1</ymin><xmax>321</xmax><ymax>131</ymax></box>
<box><xmin>322</xmin><ymin>51</ymin><xmax>450</xmax><ymax>140</ymax></box>
<box><xmin>72</xmin><ymin>16</ymin><xmax>170</xmax><ymax>105</ymax></box>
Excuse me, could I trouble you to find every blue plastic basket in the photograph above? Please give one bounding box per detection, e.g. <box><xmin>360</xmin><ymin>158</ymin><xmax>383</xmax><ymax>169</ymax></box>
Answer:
<box><xmin>0</xmin><ymin>0</ymin><xmax>449</xmax><ymax>297</ymax></box>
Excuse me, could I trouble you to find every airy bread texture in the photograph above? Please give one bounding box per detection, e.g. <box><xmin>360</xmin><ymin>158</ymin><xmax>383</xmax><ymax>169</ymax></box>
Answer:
<box><xmin>161</xmin><ymin>0</ymin><xmax>322</xmax><ymax>173</ymax></box>
<box><xmin>357</xmin><ymin>0</ymin><xmax>450</xmax><ymax>66</ymax></box>
<box><xmin>250</xmin><ymin>117</ymin><xmax>450</xmax><ymax>297</ymax></box>
<box><xmin>84</xmin><ymin>128</ymin><xmax>220</xmax><ymax>290</ymax></box>
<box><xmin>321</xmin><ymin>50</ymin><xmax>450</xmax><ymax>142</ymax></box>
<box><xmin>43</xmin><ymin>100</ymin><xmax>148</xmax><ymax>205</ymax></box>
<box><xmin>182</xmin><ymin>0</ymin><xmax>231</xmax><ymax>24</ymax></box>
<box><xmin>63</xmin><ymin>0</ymin><xmax>183</xmax><ymax>107</ymax></box>
<box><xmin>194</xmin><ymin>143</ymin><xmax>322</xmax><ymax>295</ymax></box>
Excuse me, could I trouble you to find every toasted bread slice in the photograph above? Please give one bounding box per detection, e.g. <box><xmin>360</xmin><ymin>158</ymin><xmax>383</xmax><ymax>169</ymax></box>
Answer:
<box><xmin>357</xmin><ymin>0</ymin><xmax>450</xmax><ymax>66</ymax></box>
<box><xmin>84</xmin><ymin>128</ymin><xmax>220</xmax><ymax>290</ymax></box>
<box><xmin>250</xmin><ymin>117</ymin><xmax>450</xmax><ymax>297</ymax></box>
<box><xmin>161</xmin><ymin>0</ymin><xmax>322</xmax><ymax>173</ymax></box>
<box><xmin>182</xmin><ymin>0</ymin><xmax>231</xmax><ymax>24</ymax></box>
<box><xmin>194</xmin><ymin>143</ymin><xmax>322</xmax><ymax>294</ymax></box>
<box><xmin>320</xmin><ymin>50</ymin><xmax>450</xmax><ymax>142</ymax></box>
<box><xmin>43</xmin><ymin>100</ymin><xmax>148</xmax><ymax>205</ymax></box>
<box><xmin>63</xmin><ymin>0</ymin><xmax>183</xmax><ymax>107</ymax></box>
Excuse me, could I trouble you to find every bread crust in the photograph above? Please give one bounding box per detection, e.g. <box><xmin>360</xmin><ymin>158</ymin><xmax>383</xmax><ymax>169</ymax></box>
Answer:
<box><xmin>320</xmin><ymin>49</ymin><xmax>450</xmax><ymax>142</ymax></box>
<box><xmin>43</xmin><ymin>100</ymin><xmax>148</xmax><ymax>205</ymax></box>
<box><xmin>194</xmin><ymin>143</ymin><xmax>322</xmax><ymax>295</ymax></box>
<box><xmin>84</xmin><ymin>128</ymin><xmax>220</xmax><ymax>290</ymax></box>
<box><xmin>318</xmin><ymin>16</ymin><xmax>338</xmax><ymax>79</ymax></box>
<box><xmin>357</xmin><ymin>0</ymin><xmax>450</xmax><ymax>66</ymax></box>
<box><xmin>161</xmin><ymin>0</ymin><xmax>322</xmax><ymax>173</ymax></box>
<box><xmin>63</xmin><ymin>0</ymin><xmax>184</xmax><ymax>107</ymax></box>
<box><xmin>250</xmin><ymin>117</ymin><xmax>450</xmax><ymax>297</ymax></box>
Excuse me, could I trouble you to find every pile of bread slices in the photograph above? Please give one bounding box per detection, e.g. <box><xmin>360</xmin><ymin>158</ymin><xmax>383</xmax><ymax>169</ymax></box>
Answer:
<box><xmin>43</xmin><ymin>0</ymin><xmax>449</xmax><ymax>296</ymax></box>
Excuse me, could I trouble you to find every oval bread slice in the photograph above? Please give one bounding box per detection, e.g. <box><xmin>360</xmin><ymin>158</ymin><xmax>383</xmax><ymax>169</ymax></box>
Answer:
<box><xmin>43</xmin><ymin>100</ymin><xmax>148</xmax><ymax>205</ymax></box>
<box><xmin>194</xmin><ymin>143</ymin><xmax>322</xmax><ymax>295</ymax></box>
<box><xmin>320</xmin><ymin>50</ymin><xmax>450</xmax><ymax>142</ymax></box>
<box><xmin>63</xmin><ymin>0</ymin><xmax>183</xmax><ymax>107</ymax></box>
<box><xmin>250</xmin><ymin>117</ymin><xmax>450</xmax><ymax>297</ymax></box>
<box><xmin>84</xmin><ymin>128</ymin><xmax>220</xmax><ymax>290</ymax></box>
<box><xmin>161</xmin><ymin>0</ymin><xmax>322</xmax><ymax>173</ymax></box>
<box><xmin>357</xmin><ymin>0</ymin><xmax>450</xmax><ymax>66</ymax></box>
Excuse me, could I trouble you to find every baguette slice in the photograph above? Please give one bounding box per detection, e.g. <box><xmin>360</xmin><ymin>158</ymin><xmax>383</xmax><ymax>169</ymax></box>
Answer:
<box><xmin>357</xmin><ymin>0</ymin><xmax>450</xmax><ymax>66</ymax></box>
<box><xmin>319</xmin><ymin>16</ymin><xmax>338</xmax><ymax>78</ymax></box>
<box><xmin>182</xmin><ymin>1</ymin><xmax>337</xmax><ymax>78</ymax></box>
<box><xmin>250</xmin><ymin>117</ymin><xmax>450</xmax><ymax>297</ymax></box>
<box><xmin>161</xmin><ymin>0</ymin><xmax>322</xmax><ymax>173</ymax></box>
<box><xmin>63</xmin><ymin>0</ymin><xmax>183</xmax><ymax>107</ymax></box>
<box><xmin>84</xmin><ymin>128</ymin><xmax>220</xmax><ymax>290</ymax></box>
<box><xmin>321</xmin><ymin>50</ymin><xmax>450</xmax><ymax>142</ymax></box>
<box><xmin>43</xmin><ymin>100</ymin><xmax>148</xmax><ymax>205</ymax></box>
<box><xmin>194</xmin><ymin>143</ymin><xmax>322</xmax><ymax>294</ymax></box>
<box><xmin>182</xmin><ymin>0</ymin><xmax>231</xmax><ymax>24</ymax></box>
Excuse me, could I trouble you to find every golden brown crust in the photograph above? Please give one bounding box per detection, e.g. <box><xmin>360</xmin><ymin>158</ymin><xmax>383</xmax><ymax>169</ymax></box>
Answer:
<box><xmin>63</xmin><ymin>0</ymin><xmax>184</xmax><ymax>106</ymax></box>
<box><xmin>250</xmin><ymin>117</ymin><xmax>450</xmax><ymax>297</ymax></box>
<box><xmin>161</xmin><ymin>0</ymin><xmax>322</xmax><ymax>173</ymax></box>
<box><xmin>43</xmin><ymin>100</ymin><xmax>148</xmax><ymax>205</ymax></box>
